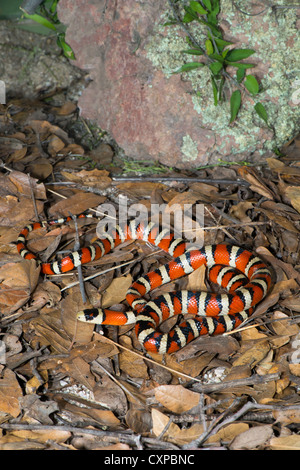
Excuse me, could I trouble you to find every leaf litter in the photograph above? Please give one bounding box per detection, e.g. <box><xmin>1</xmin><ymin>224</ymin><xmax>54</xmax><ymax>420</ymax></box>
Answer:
<box><xmin>0</xmin><ymin>98</ymin><xmax>300</xmax><ymax>450</ymax></box>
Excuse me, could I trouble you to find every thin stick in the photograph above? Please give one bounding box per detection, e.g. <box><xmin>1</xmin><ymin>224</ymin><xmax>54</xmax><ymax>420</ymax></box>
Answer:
<box><xmin>70</xmin><ymin>212</ymin><xmax>87</xmax><ymax>304</ymax></box>
<box><xmin>0</xmin><ymin>423</ymin><xmax>139</xmax><ymax>446</ymax></box>
<box><xmin>27</xmin><ymin>173</ymin><xmax>39</xmax><ymax>221</ymax></box>
<box><xmin>60</xmin><ymin>259</ymin><xmax>136</xmax><ymax>291</ymax></box>
<box><xmin>112</xmin><ymin>176</ymin><xmax>249</xmax><ymax>186</ymax></box>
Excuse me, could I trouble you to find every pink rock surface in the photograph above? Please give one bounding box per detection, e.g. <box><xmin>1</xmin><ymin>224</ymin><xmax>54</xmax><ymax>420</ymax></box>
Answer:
<box><xmin>58</xmin><ymin>0</ymin><xmax>300</xmax><ymax>168</ymax></box>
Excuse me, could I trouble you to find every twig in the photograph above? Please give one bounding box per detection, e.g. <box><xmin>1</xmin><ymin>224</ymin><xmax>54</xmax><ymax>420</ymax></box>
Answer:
<box><xmin>92</xmin><ymin>359</ymin><xmax>145</xmax><ymax>405</ymax></box>
<box><xmin>60</xmin><ymin>259</ymin><xmax>137</xmax><ymax>291</ymax></box>
<box><xmin>112</xmin><ymin>176</ymin><xmax>250</xmax><ymax>186</ymax></box>
<box><xmin>183</xmin><ymin>400</ymin><xmax>300</xmax><ymax>449</ymax></box>
<box><xmin>20</xmin><ymin>0</ymin><xmax>44</xmax><ymax>15</ymax></box>
<box><xmin>27</xmin><ymin>173</ymin><xmax>39</xmax><ymax>221</ymax></box>
<box><xmin>232</xmin><ymin>0</ymin><xmax>300</xmax><ymax>17</ymax></box>
<box><xmin>0</xmin><ymin>423</ymin><xmax>139</xmax><ymax>446</ymax></box>
<box><xmin>70</xmin><ymin>212</ymin><xmax>87</xmax><ymax>304</ymax></box>
<box><xmin>191</xmin><ymin>372</ymin><xmax>281</xmax><ymax>394</ymax></box>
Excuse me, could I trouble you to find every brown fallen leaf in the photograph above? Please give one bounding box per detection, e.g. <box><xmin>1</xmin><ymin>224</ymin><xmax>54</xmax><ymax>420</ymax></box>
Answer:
<box><xmin>10</xmin><ymin>429</ymin><xmax>71</xmax><ymax>444</ymax></box>
<box><xmin>0</xmin><ymin>260</ymin><xmax>40</xmax><ymax>315</ymax></box>
<box><xmin>60</xmin><ymin>288</ymin><xmax>95</xmax><ymax>344</ymax></box>
<box><xmin>0</xmin><ymin>435</ymin><xmax>45</xmax><ymax>450</ymax></box>
<box><xmin>230</xmin><ymin>424</ymin><xmax>273</xmax><ymax>450</ymax></box>
<box><xmin>273</xmin><ymin>408</ymin><xmax>300</xmax><ymax>426</ymax></box>
<box><xmin>269</xmin><ymin>434</ymin><xmax>300</xmax><ymax>450</ymax></box>
<box><xmin>283</xmin><ymin>186</ymin><xmax>300</xmax><ymax>214</ymax></box>
<box><xmin>0</xmin><ymin>195</ymin><xmax>44</xmax><ymax>227</ymax></box>
<box><xmin>0</xmin><ymin>368</ymin><xmax>23</xmax><ymax>418</ymax></box>
<box><xmin>62</xmin><ymin>356</ymin><xmax>95</xmax><ymax>391</ymax></box>
<box><xmin>48</xmin><ymin>192</ymin><xmax>106</xmax><ymax>218</ymax></box>
<box><xmin>28</xmin><ymin>119</ymin><xmax>71</xmax><ymax>144</ymax></box>
<box><xmin>6</xmin><ymin>147</ymin><xmax>27</xmax><ymax>163</ymax></box>
<box><xmin>61</xmin><ymin>169</ymin><xmax>112</xmax><ymax>190</ymax></box>
<box><xmin>31</xmin><ymin>308</ymin><xmax>73</xmax><ymax>353</ymax></box>
<box><xmin>154</xmin><ymin>384</ymin><xmax>200</xmax><ymax>413</ymax></box>
<box><xmin>118</xmin><ymin>336</ymin><xmax>148</xmax><ymax>379</ymax></box>
<box><xmin>63</xmin><ymin>402</ymin><xmax>120</xmax><ymax>428</ymax></box>
<box><xmin>232</xmin><ymin>339</ymin><xmax>270</xmax><ymax>368</ymax></box>
<box><xmin>270</xmin><ymin>311</ymin><xmax>300</xmax><ymax>337</ymax></box>
<box><xmin>125</xmin><ymin>408</ymin><xmax>152</xmax><ymax>434</ymax></box>
<box><xmin>102</xmin><ymin>275</ymin><xmax>133</xmax><ymax>308</ymax></box>
<box><xmin>115</xmin><ymin>181</ymin><xmax>167</xmax><ymax>198</ymax></box>
<box><xmin>27</xmin><ymin>157</ymin><xmax>53</xmax><ymax>180</ymax></box>
<box><xmin>47</xmin><ymin>134</ymin><xmax>65</xmax><ymax>156</ymax></box>
<box><xmin>237</xmin><ymin>167</ymin><xmax>276</xmax><ymax>199</ymax></box>
<box><xmin>55</xmin><ymin>101</ymin><xmax>77</xmax><ymax>116</ymax></box>
<box><xmin>151</xmin><ymin>408</ymin><xmax>204</xmax><ymax>446</ymax></box>
<box><xmin>8</xmin><ymin>170</ymin><xmax>46</xmax><ymax>199</ymax></box>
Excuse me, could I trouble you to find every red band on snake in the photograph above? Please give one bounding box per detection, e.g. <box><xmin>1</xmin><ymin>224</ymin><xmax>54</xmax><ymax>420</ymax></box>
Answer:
<box><xmin>17</xmin><ymin>214</ymin><xmax>272</xmax><ymax>354</ymax></box>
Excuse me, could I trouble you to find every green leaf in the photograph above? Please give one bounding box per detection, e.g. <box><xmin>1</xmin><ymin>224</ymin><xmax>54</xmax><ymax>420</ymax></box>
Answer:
<box><xmin>21</xmin><ymin>10</ymin><xmax>57</xmax><ymax>30</ymax></box>
<box><xmin>254</xmin><ymin>102</ymin><xmax>269</xmax><ymax>124</ymax></box>
<box><xmin>209</xmin><ymin>53</ymin><xmax>224</xmax><ymax>63</ymax></box>
<box><xmin>205</xmin><ymin>39</ymin><xmax>214</xmax><ymax>55</ymax></box>
<box><xmin>225</xmin><ymin>61</ymin><xmax>255</xmax><ymax>69</ymax></box>
<box><xmin>202</xmin><ymin>0</ymin><xmax>212</xmax><ymax>10</ymax></box>
<box><xmin>226</xmin><ymin>48</ymin><xmax>255</xmax><ymax>62</ymax></box>
<box><xmin>182</xmin><ymin>9</ymin><xmax>197</xmax><ymax>23</ymax></box>
<box><xmin>57</xmin><ymin>33</ymin><xmax>75</xmax><ymax>59</ymax></box>
<box><xmin>230</xmin><ymin>90</ymin><xmax>241</xmax><ymax>123</ymax></box>
<box><xmin>236</xmin><ymin>68</ymin><xmax>246</xmax><ymax>83</ymax></box>
<box><xmin>218</xmin><ymin>76</ymin><xmax>225</xmax><ymax>101</ymax></box>
<box><xmin>209</xmin><ymin>61</ymin><xmax>223</xmax><ymax>75</ymax></box>
<box><xmin>181</xmin><ymin>48</ymin><xmax>204</xmax><ymax>55</ymax></box>
<box><xmin>221</xmin><ymin>48</ymin><xmax>230</xmax><ymax>59</ymax></box>
<box><xmin>213</xmin><ymin>38</ymin><xmax>233</xmax><ymax>50</ymax></box>
<box><xmin>244</xmin><ymin>75</ymin><xmax>259</xmax><ymax>95</ymax></box>
<box><xmin>189</xmin><ymin>1</ymin><xmax>208</xmax><ymax>14</ymax></box>
<box><xmin>211</xmin><ymin>76</ymin><xmax>218</xmax><ymax>106</ymax></box>
<box><xmin>173</xmin><ymin>62</ymin><xmax>205</xmax><ymax>73</ymax></box>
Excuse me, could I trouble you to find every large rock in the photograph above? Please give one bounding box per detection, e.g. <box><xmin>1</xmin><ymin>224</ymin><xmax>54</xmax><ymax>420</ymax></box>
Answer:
<box><xmin>58</xmin><ymin>0</ymin><xmax>300</xmax><ymax>168</ymax></box>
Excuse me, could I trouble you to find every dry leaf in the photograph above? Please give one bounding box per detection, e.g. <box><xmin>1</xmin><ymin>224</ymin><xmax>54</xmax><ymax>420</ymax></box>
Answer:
<box><xmin>0</xmin><ymin>195</ymin><xmax>44</xmax><ymax>226</ymax></box>
<box><xmin>56</xmin><ymin>102</ymin><xmax>77</xmax><ymax>115</ymax></box>
<box><xmin>0</xmin><ymin>260</ymin><xmax>40</xmax><ymax>315</ymax></box>
<box><xmin>115</xmin><ymin>181</ymin><xmax>167</xmax><ymax>198</ymax></box>
<box><xmin>271</xmin><ymin>311</ymin><xmax>300</xmax><ymax>337</ymax></box>
<box><xmin>27</xmin><ymin>157</ymin><xmax>53</xmax><ymax>180</ymax></box>
<box><xmin>48</xmin><ymin>192</ymin><xmax>106</xmax><ymax>218</ymax></box>
<box><xmin>118</xmin><ymin>346</ymin><xmax>148</xmax><ymax>379</ymax></box>
<box><xmin>61</xmin><ymin>169</ymin><xmax>111</xmax><ymax>189</ymax></box>
<box><xmin>269</xmin><ymin>435</ymin><xmax>300</xmax><ymax>450</ymax></box>
<box><xmin>63</xmin><ymin>402</ymin><xmax>120</xmax><ymax>428</ymax></box>
<box><xmin>151</xmin><ymin>408</ymin><xmax>204</xmax><ymax>445</ymax></box>
<box><xmin>8</xmin><ymin>171</ymin><xmax>46</xmax><ymax>199</ymax></box>
<box><xmin>284</xmin><ymin>186</ymin><xmax>300</xmax><ymax>214</ymax></box>
<box><xmin>154</xmin><ymin>385</ymin><xmax>200</xmax><ymax>413</ymax></box>
<box><xmin>207</xmin><ymin>423</ymin><xmax>249</xmax><ymax>445</ymax></box>
<box><xmin>102</xmin><ymin>275</ymin><xmax>133</xmax><ymax>308</ymax></box>
<box><xmin>232</xmin><ymin>339</ymin><xmax>270</xmax><ymax>368</ymax></box>
<box><xmin>28</xmin><ymin>119</ymin><xmax>71</xmax><ymax>143</ymax></box>
<box><xmin>10</xmin><ymin>429</ymin><xmax>71</xmax><ymax>444</ymax></box>
<box><xmin>273</xmin><ymin>408</ymin><xmax>300</xmax><ymax>425</ymax></box>
<box><xmin>0</xmin><ymin>368</ymin><xmax>23</xmax><ymax>417</ymax></box>
<box><xmin>186</xmin><ymin>264</ymin><xmax>206</xmax><ymax>291</ymax></box>
<box><xmin>230</xmin><ymin>424</ymin><xmax>273</xmax><ymax>450</ymax></box>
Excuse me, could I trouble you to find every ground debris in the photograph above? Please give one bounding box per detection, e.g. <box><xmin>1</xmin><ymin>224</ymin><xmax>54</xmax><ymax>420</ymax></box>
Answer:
<box><xmin>0</xmin><ymin>99</ymin><xmax>300</xmax><ymax>450</ymax></box>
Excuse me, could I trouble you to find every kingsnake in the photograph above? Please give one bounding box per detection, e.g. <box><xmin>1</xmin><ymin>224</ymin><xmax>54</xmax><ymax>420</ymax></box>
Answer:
<box><xmin>17</xmin><ymin>213</ymin><xmax>272</xmax><ymax>354</ymax></box>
